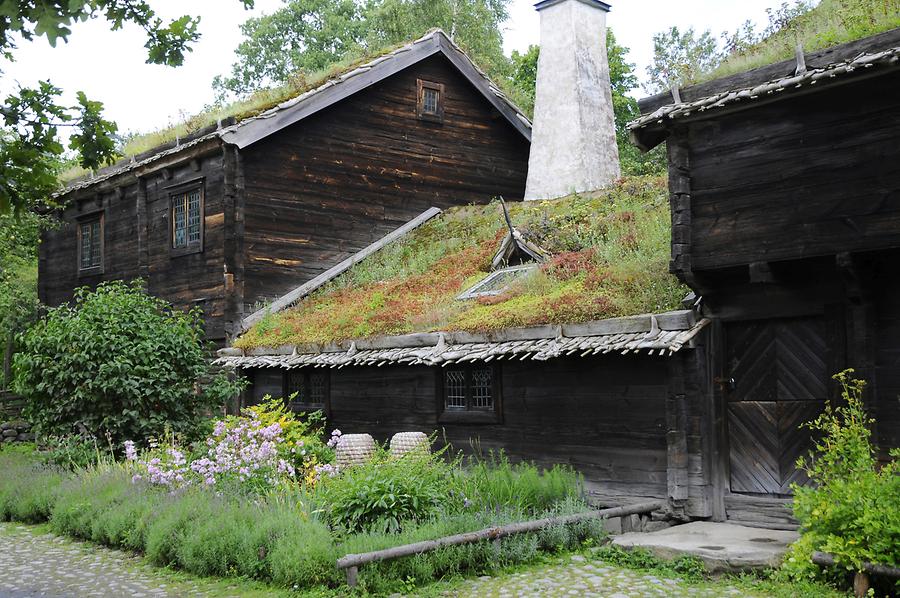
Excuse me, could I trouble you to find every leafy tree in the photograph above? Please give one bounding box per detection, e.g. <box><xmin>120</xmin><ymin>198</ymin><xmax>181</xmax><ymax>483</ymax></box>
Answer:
<box><xmin>645</xmin><ymin>26</ymin><xmax>720</xmax><ymax>93</ymax></box>
<box><xmin>508</xmin><ymin>30</ymin><xmax>666</xmax><ymax>176</ymax></box>
<box><xmin>212</xmin><ymin>0</ymin><xmax>365</xmax><ymax>96</ymax></box>
<box><xmin>13</xmin><ymin>280</ymin><xmax>242</xmax><ymax>444</ymax></box>
<box><xmin>213</xmin><ymin>0</ymin><xmax>511</xmax><ymax>97</ymax></box>
<box><xmin>0</xmin><ymin>208</ymin><xmax>44</xmax><ymax>387</ymax></box>
<box><xmin>0</xmin><ymin>0</ymin><xmax>254</xmax><ymax>215</ymax></box>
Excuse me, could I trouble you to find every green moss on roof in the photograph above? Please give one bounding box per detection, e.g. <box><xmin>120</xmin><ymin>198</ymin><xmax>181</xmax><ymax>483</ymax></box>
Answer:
<box><xmin>706</xmin><ymin>0</ymin><xmax>900</xmax><ymax>82</ymax></box>
<box><xmin>235</xmin><ymin>176</ymin><xmax>688</xmax><ymax>349</ymax></box>
<box><xmin>59</xmin><ymin>44</ymin><xmax>407</xmax><ymax>183</ymax></box>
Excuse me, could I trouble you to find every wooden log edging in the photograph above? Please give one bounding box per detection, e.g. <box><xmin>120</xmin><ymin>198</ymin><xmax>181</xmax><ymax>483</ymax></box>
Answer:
<box><xmin>336</xmin><ymin>500</ymin><xmax>663</xmax><ymax>587</ymax></box>
<box><xmin>812</xmin><ymin>551</ymin><xmax>900</xmax><ymax>598</ymax></box>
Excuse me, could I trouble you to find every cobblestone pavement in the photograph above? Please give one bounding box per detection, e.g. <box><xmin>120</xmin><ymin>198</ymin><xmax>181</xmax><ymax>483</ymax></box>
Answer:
<box><xmin>0</xmin><ymin>523</ymin><xmax>209</xmax><ymax>598</ymax></box>
<box><xmin>447</xmin><ymin>554</ymin><xmax>755</xmax><ymax>598</ymax></box>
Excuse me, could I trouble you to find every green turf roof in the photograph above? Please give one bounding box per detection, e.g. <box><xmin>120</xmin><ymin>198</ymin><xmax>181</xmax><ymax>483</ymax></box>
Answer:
<box><xmin>235</xmin><ymin>176</ymin><xmax>689</xmax><ymax>350</ymax></box>
<box><xmin>706</xmin><ymin>0</ymin><xmax>900</xmax><ymax>82</ymax></box>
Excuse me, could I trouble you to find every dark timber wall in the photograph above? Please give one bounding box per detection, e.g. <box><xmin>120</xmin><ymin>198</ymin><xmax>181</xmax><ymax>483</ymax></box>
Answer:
<box><xmin>247</xmin><ymin>350</ymin><xmax>714</xmax><ymax>514</ymax></box>
<box><xmin>650</xmin><ymin>57</ymin><xmax>900</xmax><ymax>527</ymax></box>
<box><xmin>679</xmin><ymin>71</ymin><xmax>900</xmax><ymax>273</ymax></box>
<box><xmin>239</xmin><ymin>54</ymin><xmax>530</xmax><ymax>310</ymax></box>
<box><xmin>39</xmin><ymin>150</ymin><xmax>232</xmax><ymax>341</ymax></box>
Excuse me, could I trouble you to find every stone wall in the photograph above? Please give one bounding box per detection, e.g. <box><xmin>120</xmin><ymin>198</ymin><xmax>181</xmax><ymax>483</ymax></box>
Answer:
<box><xmin>0</xmin><ymin>420</ymin><xmax>33</xmax><ymax>444</ymax></box>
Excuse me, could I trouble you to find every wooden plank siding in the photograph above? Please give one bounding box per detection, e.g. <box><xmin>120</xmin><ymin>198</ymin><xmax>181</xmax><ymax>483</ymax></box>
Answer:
<box><xmin>240</xmin><ymin>54</ymin><xmax>530</xmax><ymax>310</ymax></box>
<box><xmin>681</xmin><ymin>71</ymin><xmax>900</xmax><ymax>274</ymax></box>
<box><xmin>39</xmin><ymin>150</ymin><xmax>233</xmax><ymax>342</ymax></box>
<box><xmin>246</xmin><ymin>351</ymin><xmax>713</xmax><ymax>512</ymax></box>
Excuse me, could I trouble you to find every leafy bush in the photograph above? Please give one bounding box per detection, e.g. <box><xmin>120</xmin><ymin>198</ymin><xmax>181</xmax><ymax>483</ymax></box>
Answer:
<box><xmin>784</xmin><ymin>369</ymin><xmax>900</xmax><ymax>589</ymax></box>
<box><xmin>453</xmin><ymin>451</ymin><xmax>581</xmax><ymax>515</ymax></box>
<box><xmin>320</xmin><ymin>447</ymin><xmax>454</xmax><ymax>534</ymax></box>
<box><xmin>126</xmin><ymin>398</ymin><xmax>328</xmax><ymax>493</ymax></box>
<box><xmin>0</xmin><ymin>451</ymin><xmax>66</xmax><ymax>523</ymax></box>
<box><xmin>40</xmin><ymin>434</ymin><xmax>112</xmax><ymax>470</ymax></box>
<box><xmin>13</xmin><ymin>280</ymin><xmax>241</xmax><ymax>445</ymax></box>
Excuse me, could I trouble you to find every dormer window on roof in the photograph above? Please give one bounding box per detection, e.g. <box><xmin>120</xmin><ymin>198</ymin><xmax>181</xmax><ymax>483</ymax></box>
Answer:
<box><xmin>458</xmin><ymin>199</ymin><xmax>550</xmax><ymax>300</ymax></box>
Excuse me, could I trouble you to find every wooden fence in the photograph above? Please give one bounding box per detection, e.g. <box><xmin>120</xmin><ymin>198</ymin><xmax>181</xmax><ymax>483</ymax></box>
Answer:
<box><xmin>336</xmin><ymin>500</ymin><xmax>663</xmax><ymax>586</ymax></box>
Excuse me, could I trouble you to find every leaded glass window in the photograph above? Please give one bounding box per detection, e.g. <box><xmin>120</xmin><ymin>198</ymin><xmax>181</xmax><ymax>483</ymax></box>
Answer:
<box><xmin>417</xmin><ymin>79</ymin><xmax>444</xmax><ymax>122</ymax></box>
<box><xmin>284</xmin><ymin>370</ymin><xmax>329</xmax><ymax>410</ymax></box>
<box><xmin>443</xmin><ymin>366</ymin><xmax>494</xmax><ymax>412</ymax></box>
<box><xmin>423</xmin><ymin>88</ymin><xmax>439</xmax><ymax>114</ymax></box>
<box><xmin>171</xmin><ymin>188</ymin><xmax>202</xmax><ymax>249</ymax></box>
<box><xmin>78</xmin><ymin>217</ymin><xmax>102</xmax><ymax>270</ymax></box>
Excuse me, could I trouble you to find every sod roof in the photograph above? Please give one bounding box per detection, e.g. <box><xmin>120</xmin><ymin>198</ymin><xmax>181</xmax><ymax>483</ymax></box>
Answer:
<box><xmin>234</xmin><ymin>176</ymin><xmax>689</xmax><ymax>350</ymax></box>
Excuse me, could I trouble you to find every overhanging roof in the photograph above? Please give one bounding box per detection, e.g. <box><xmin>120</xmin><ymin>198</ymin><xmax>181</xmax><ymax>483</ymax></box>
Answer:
<box><xmin>60</xmin><ymin>30</ymin><xmax>531</xmax><ymax>196</ymax></box>
<box><xmin>221</xmin><ymin>29</ymin><xmax>532</xmax><ymax>149</ymax></box>
<box><xmin>216</xmin><ymin>311</ymin><xmax>709</xmax><ymax>370</ymax></box>
<box><xmin>628</xmin><ymin>27</ymin><xmax>900</xmax><ymax>151</ymax></box>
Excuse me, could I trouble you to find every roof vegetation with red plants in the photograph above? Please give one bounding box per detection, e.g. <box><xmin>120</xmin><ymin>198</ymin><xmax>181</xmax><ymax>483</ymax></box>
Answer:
<box><xmin>235</xmin><ymin>176</ymin><xmax>688</xmax><ymax>349</ymax></box>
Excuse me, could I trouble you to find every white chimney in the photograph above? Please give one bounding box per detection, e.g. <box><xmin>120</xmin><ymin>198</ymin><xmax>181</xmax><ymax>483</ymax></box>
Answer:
<box><xmin>524</xmin><ymin>0</ymin><xmax>620</xmax><ymax>201</ymax></box>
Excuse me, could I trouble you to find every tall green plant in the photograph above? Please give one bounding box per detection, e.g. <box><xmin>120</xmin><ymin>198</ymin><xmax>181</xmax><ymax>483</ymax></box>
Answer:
<box><xmin>786</xmin><ymin>369</ymin><xmax>900</xmax><ymax>586</ymax></box>
<box><xmin>13</xmin><ymin>280</ymin><xmax>242</xmax><ymax>445</ymax></box>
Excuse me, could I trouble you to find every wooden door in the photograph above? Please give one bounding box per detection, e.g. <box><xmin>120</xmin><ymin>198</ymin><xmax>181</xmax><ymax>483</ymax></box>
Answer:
<box><xmin>725</xmin><ymin>318</ymin><xmax>827</xmax><ymax>496</ymax></box>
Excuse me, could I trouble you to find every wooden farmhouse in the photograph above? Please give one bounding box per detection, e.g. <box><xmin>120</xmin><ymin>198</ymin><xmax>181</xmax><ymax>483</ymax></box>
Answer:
<box><xmin>38</xmin><ymin>30</ymin><xmax>532</xmax><ymax>343</ymax></box>
<box><xmin>629</xmin><ymin>28</ymin><xmax>900</xmax><ymax>526</ymax></box>
<box><xmin>222</xmin><ymin>19</ymin><xmax>900</xmax><ymax>531</ymax></box>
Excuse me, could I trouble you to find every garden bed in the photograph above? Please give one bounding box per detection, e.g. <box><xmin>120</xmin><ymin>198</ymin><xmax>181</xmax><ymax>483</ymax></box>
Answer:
<box><xmin>0</xmin><ymin>400</ymin><xmax>607</xmax><ymax>595</ymax></box>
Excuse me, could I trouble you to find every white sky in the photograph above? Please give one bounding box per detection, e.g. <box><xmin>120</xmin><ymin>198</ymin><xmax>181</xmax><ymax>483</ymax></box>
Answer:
<box><xmin>0</xmin><ymin>0</ymin><xmax>781</xmax><ymax>140</ymax></box>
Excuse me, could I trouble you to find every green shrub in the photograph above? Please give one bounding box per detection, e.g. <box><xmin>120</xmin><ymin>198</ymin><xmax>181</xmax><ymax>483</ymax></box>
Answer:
<box><xmin>40</xmin><ymin>434</ymin><xmax>112</xmax><ymax>470</ymax></box>
<box><xmin>320</xmin><ymin>448</ymin><xmax>454</xmax><ymax>534</ymax></box>
<box><xmin>0</xmin><ymin>452</ymin><xmax>65</xmax><ymax>523</ymax></box>
<box><xmin>13</xmin><ymin>280</ymin><xmax>242</xmax><ymax>446</ymax></box>
<box><xmin>786</xmin><ymin>369</ymin><xmax>900</xmax><ymax>587</ymax></box>
<box><xmin>452</xmin><ymin>451</ymin><xmax>582</xmax><ymax>515</ymax></box>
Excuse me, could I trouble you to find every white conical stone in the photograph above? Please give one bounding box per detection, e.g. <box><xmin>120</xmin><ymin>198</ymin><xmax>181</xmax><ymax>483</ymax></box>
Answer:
<box><xmin>524</xmin><ymin>0</ymin><xmax>620</xmax><ymax>201</ymax></box>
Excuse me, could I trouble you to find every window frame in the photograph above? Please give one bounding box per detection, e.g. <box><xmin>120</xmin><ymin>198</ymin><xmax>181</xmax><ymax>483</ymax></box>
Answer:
<box><xmin>437</xmin><ymin>363</ymin><xmax>502</xmax><ymax>424</ymax></box>
<box><xmin>416</xmin><ymin>79</ymin><xmax>445</xmax><ymax>124</ymax></box>
<box><xmin>168</xmin><ymin>181</ymin><xmax>205</xmax><ymax>257</ymax></box>
<box><xmin>76</xmin><ymin>212</ymin><xmax>104</xmax><ymax>276</ymax></box>
<box><xmin>283</xmin><ymin>369</ymin><xmax>331</xmax><ymax>415</ymax></box>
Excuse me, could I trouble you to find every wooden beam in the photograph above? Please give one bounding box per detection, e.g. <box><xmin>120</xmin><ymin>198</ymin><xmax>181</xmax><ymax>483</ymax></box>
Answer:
<box><xmin>337</xmin><ymin>501</ymin><xmax>662</xmax><ymax>586</ymax></box>
<box><xmin>240</xmin><ymin>207</ymin><xmax>443</xmax><ymax>332</ymax></box>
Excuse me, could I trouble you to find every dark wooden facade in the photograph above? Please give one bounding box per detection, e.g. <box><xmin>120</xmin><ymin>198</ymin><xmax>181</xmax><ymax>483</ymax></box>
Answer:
<box><xmin>632</xmin><ymin>30</ymin><xmax>900</xmax><ymax>527</ymax></box>
<box><xmin>240</xmin><ymin>54</ymin><xmax>530</xmax><ymax>310</ymax></box>
<box><xmin>245</xmin><ymin>348</ymin><xmax>716</xmax><ymax>519</ymax></box>
<box><xmin>39</xmin><ymin>36</ymin><xmax>530</xmax><ymax>343</ymax></box>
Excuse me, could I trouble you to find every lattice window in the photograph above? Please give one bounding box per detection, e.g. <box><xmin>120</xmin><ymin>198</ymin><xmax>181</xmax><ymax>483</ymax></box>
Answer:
<box><xmin>444</xmin><ymin>370</ymin><xmax>467</xmax><ymax>410</ymax></box>
<box><xmin>417</xmin><ymin>79</ymin><xmax>444</xmax><ymax>122</ymax></box>
<box><xmin>171</xmin><ymin>187</ymin><xmax>203</xmax><ymax>250</ymax></box>
<box><xmin>423</xmin><ymin>88</ymin><xmax>439</xmax><ymax>113</ymax></box>
<box><xmin>471</xmin><ymin>368</ymin><xmax>493</xmax><ymax>410</ymax></box>
<box><xmin>284</xmin><ymin>370</ymin><xmax>328</xmax><ymax>410</ymax></box>
<box><xmin>78</xmin><ymin>217</ymin><xmax>102</xmax><ymax>270</ymax></box>
<box><xmin>443</xmin><ymin>366</ymin><xmax>495</xmax><ymax>412</ymax></box>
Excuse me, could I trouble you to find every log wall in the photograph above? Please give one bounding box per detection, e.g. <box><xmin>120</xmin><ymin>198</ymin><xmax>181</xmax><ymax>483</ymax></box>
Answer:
<box><xmin>247</xmin><ymin>351</ymin><xmax>713</xmax><ymax>511</ymax></box>
<box><xmin>681</xmin><ymin>71</ymin><xmax>900</xmax><ymax>273</ymax></box>
<box><xmin>240</xmin><ymin>54</ymin><xmax>530</xmax><ymax>311</ymax></box>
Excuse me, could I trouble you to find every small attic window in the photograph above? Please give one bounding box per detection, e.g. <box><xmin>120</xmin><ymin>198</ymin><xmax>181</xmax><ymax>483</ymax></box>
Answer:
<box><xmin>457</xmin><ymin>264</ymin><xmax>537</xmax><ymax>300</ymax></box>
<box><xmin>417</xmin><ymin>79</ymin><xmax>444</xmax><ymax>123</ymax></box>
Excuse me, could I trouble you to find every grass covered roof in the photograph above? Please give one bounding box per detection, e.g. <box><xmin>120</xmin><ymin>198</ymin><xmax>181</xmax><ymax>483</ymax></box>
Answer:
<box><xmin>706</xmin><ymin>0</ymin><xmax>900</xmax><ymax>81</ymax></box>
<box><xmin>235</xmin><ymin>176</ymin><xmax>688</xmax><ymax>350</ymax></box>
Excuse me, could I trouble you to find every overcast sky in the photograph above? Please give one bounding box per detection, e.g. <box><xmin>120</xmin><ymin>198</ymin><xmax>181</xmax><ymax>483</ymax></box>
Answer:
<box><xmin>1</xmin><ymin>0</ymin><xmax>783</xmax><ymax>140</ymax></box>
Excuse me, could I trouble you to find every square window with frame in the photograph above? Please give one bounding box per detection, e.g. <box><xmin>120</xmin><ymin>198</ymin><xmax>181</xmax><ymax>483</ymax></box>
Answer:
<box><xmin>284</xmin><ymin>370</ymin><xmax>330</xmax><ymax>412</ymax></box>
<box><xmin>77</xmin><ymin>214</ymin><xmax>104</xmax><ymax>274</ymax></box>
<box><xmin>170</xmin><ymin>185</ymin><xmax>204</xmax><ymax>254</ymax></box>
<box><xmin>417</xmin><ymin>79</ymin><xmax>445</xmax><ymax>123</ymax></box>
<box><xmin>438</xmin><ymin>364</ymin><xmax>501</xmax><ymax>424</ymax></box>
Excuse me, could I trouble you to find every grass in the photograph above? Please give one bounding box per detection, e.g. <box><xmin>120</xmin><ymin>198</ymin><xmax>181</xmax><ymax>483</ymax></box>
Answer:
<box><xmin>58</xmin><ymin>42</ymin><xmax>410</xmax><ymax>183</ymax></box>
<box><xmin>236</xmin><ymin>176</ymin><xmax>687</xmax><ymax>349</ymax></box>
<box><xmin>0</xmin><ymin>446</ymin><xmax>604</xmax><ymax>595</ymax></box>
<box><xmin>706</xmin><ymin>0</ymin><xmax>900</xmax><ymax>82</ymax></box>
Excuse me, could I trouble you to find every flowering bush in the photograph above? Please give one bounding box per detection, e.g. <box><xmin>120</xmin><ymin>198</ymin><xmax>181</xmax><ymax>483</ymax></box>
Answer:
<box><xmin>126</xmin><ymin>398</ymin><xmax>333</xmax><ymax>493</ymax></box>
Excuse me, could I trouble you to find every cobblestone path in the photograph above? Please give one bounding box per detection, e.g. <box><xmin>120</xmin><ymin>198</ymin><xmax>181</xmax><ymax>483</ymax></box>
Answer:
<box><xmin>447</xmin><ymin>554</ymin><xmax>756</xmax><ymax>598</ymax></box>
<box><xmin>0</xmin><ymin>523</ymin><xmax>210</xmax><ymax>598</ymax></box>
